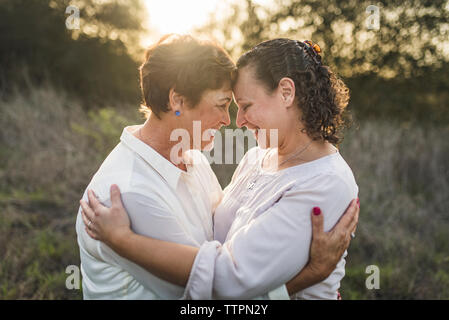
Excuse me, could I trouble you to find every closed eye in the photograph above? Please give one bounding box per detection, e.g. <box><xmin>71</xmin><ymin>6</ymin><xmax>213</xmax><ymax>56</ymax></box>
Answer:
<box><xmin>242</xmin><ymin>104</ymin><xmax>252</xmax><ymax>111</ymax></box>
<box><xmin>217</xmin><ymin>104</ymin><xmax>227</xmax><ymax>109</ymax></box>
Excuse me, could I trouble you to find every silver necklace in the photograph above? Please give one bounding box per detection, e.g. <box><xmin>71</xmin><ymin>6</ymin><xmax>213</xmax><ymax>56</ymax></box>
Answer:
<box><xmin>246</xmin><ymin>141</ymin><xmax>313</xmax><ymax>190</ymax></box>
<box><xmin>277</xmin><ymin>140</ymin><xmax>314</xmax><ymax>168</ymax></box>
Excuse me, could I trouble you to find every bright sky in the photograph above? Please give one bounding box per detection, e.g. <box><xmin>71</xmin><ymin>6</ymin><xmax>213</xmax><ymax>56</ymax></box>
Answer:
<box><xmin>143</xmin><ymin>0</ymin><xmax>221</xmax><ymax>35</ymax></box>
<box><xmin>142</xmin><ymin>0</ymin><xmax>274</xmax><ymax>45</ymax></box>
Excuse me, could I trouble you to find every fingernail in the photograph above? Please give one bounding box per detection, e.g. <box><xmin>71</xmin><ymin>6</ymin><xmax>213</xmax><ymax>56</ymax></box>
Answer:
<box><xmin>357</xmin><ymin>198</ymin><xmax>360</xmax><ymax>207</ymax></box>
<box><xmin>313</xmin><ymin>207</ymin><xmax>321</xmax><ymax>215</ymax></box>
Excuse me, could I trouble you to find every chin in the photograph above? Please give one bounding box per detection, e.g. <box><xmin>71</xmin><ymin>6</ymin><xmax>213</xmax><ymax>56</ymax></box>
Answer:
<box><xmin>254</xmin><ymin>130</ymin><xmax>273</xmax><ymax>149</ymax></box>
<box><xmin>202</xmin><ymin>139</ymin><xmax>215</xmax><ymax>152</ymax></box>
<box><xmin>250</xmin><ymin>129</ymin><xmax>260</xmax><ymax>143</ymax></box>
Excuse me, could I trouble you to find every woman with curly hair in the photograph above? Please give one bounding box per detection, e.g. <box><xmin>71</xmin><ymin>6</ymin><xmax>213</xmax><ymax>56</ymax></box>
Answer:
<box><xmin>80</xmin><ymin>38</ymin><xmax>359</xmax><ymax>300</ymax></box>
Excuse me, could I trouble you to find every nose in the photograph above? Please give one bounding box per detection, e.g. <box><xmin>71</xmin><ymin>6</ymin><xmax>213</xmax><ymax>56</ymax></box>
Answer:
<box><xmin>220</xmin><ymin>109</ymin><xmax>231</xmax><ymax>127</ymax></box>
<box><xmin>236</xmin><ymin>106</ymin><xmax>246</xmax><ymax>128</ymax></box>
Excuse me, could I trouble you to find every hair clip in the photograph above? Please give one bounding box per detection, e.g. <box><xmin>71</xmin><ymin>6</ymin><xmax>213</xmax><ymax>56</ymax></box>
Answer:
<box><xmin>303</xmin><ymin>40</ymin><xmax>321</xmax><ymax>55</ymax></box>
<box><xmin>300</xmin><ymin>40</ymin><xmax>322</xmax><ymax>65</ymax></box>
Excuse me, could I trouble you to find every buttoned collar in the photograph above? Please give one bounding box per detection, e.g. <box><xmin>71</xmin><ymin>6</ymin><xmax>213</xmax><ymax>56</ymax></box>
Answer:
<box><xmin>120</xmin><ymin>125</ymin><xmax>188</xmax><ymax>190</ymax></box>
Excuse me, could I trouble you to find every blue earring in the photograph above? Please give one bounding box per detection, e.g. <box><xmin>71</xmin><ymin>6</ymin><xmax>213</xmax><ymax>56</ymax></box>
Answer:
<box><xmin>175</xmin><ymin>110</ymin><xmax>181</xmax><ymax>116</ymax></box>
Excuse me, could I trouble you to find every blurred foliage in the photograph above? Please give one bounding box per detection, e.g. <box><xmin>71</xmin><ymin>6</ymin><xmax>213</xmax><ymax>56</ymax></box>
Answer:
<box><xmin>200</xmin><ymin>0</ymin><xmax>449</xmax><ymax>77</ymax></box>
<box><xmin>198</xmin><ymin>0</ymin><xmax>449</xmax><ymax>124</ymax></box>
<box><xmin>0</xmin><ymin>0</ymin><xmax>147</xmax><ymax>106</ymax></box>
<box><xmin>338</xmin><ymin>121</ymin><xmax>449</xmax><ymax>299</ymax></box>
<box><xmin>71</xmin><ymin>108</ymin><xmax>130</xmax><ymax>158</ymax></box>
<box><xmin>0</xmin><ymin>85</ymin><xmax>141</xmax><ymax>299</ymax></box>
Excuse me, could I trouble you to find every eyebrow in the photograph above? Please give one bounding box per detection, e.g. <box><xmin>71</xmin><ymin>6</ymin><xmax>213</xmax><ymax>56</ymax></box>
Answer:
<box><xmin>219</xmin><ymin>97</ymin><xmax>232</xmax><ymax>102</ymax></box>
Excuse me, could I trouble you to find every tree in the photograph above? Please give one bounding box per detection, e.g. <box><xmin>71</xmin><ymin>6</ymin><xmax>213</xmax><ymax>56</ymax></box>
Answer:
<box><xmin>0</xmin><ymin>0</ymin><xmax>148</xmax><ymax>105</ymax></box>
<box><xmin>197</xmin><ymin>0</ymin><xmax>449</xmax><ymax>123</ymax></box>
<box><xmin>198</xmin><ymin>0</ymin><xmax>449</xmax><ymax>78</ymax></box>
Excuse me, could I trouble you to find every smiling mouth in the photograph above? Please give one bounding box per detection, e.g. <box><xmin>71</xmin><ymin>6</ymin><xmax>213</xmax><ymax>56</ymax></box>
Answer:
<box><xmin>248</xmin><ymin>127</ymin><xmax>260</xmax><ymax>138</ymax></box>
<box><xmin>204</xmin><ymin>128</ymin><xmax>218</xmax><ymax>140</ymax></box>
<box><xmin>210</xmin><ymin>128</ymin><xmax>219</xmax><ymax>137</ymax></box>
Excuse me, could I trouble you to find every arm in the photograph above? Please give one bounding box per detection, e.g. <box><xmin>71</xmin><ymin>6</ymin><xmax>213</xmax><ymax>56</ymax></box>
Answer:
<box><xmin>109</xmin><ymin>229</ymin><xmax>198</xmax><ymax>287</ymax></box>
<box><xmin>79</xmin><ymin>186</ymin><xmax>201</xmax><ymax>295</ymax></box>
<box><xmin>200</xmin><ymin>176</ymin><xmax>353</xmax><ymax>299</ymax></box>
<box><xmin>82</xmin><ymin>182</ymin><xmax>359</xmax><ymax>296</ymax></box>
<box><xmin>285</xmin><ymin>200</ymin><xmax>359</xmax><ymax>294</ymax></box>
<box><xmin>81</xmin><ymin>186</ymin><xmax>199</xmax><ymax>287</ymax></box>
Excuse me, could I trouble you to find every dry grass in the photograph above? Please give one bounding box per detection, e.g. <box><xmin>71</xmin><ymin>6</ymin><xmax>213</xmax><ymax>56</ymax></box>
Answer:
<box><xmin>0</xmin><ymin>85</ymin><xmax>138</xmax><ymax>299</ymax></box>
<box><xmin>0</xmin><ymin>85</ymin><xmax>448</xmax><ymax>299</ymax></box>
<box><xmin>339</xmin><ymin>121</ymin><xmax>449</xmax><ymax>299</ymax></box>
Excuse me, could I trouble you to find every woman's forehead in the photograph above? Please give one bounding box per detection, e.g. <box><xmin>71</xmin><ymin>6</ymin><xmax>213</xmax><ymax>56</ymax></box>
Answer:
<box><xmin>233</xmin><ymin>72</ymin><xmax>263</xmax><ymax>102</ymax></box>
<box><xmin>203</xmin><ymin>87</ymin><xmax>232</xmax><ymax>101</ymax></box>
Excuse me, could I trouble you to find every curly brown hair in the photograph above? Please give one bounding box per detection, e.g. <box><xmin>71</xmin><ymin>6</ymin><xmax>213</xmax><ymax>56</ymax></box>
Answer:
<box><xmin>235</xmin><ymin>38</ymin><xmax>350</xmax><ymax>145</ymax></box>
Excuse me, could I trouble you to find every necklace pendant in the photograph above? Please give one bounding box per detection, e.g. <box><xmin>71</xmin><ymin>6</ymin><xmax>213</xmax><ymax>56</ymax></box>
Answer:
<box><xmin>247</xmin><ymin>181</ymin><xmax>256</xmax><ymax>190</ymax></box>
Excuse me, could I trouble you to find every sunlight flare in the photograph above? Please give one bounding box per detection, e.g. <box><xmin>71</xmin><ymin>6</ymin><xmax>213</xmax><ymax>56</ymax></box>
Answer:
<box><xmin>144</xmin><ymin>0</ymin><xmax>220</xmax><ymax>35</ymax></box>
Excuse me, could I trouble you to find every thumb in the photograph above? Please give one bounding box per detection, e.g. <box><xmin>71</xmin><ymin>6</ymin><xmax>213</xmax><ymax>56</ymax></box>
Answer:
<box><xmin>311</xmin><ymin>206</ymin><xmax>324</xmax><ymax>236</ymax></box>
<box><xmin>110</xmin><ymin>184</ymin><xmax>123</xmax><ymax>208</ymax></box>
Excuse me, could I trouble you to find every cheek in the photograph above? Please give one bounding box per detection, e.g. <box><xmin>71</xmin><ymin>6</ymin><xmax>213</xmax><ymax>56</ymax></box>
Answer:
<box><xmin>246</xmin><ymin>107</ymin><xmax>261</xmax><ymax>125</ymax></box>
<box><xmin>209</xmin><ymin>111</ymin><xmax>221</xmax><ymax>126</ymax></box>
<box><xmin>202</xmin><ymin>112</ymin><xmax>220</xmax><ymax>131</ymax></box>
<box><xmin>196</xmin><ymin>105</ymin><xmax>217</xmax><ymax>125</ymax></box>
<box><xmin>247</xmin><ymin>107</ymin><xmax>271</xmax><ymax>128</ymax></box>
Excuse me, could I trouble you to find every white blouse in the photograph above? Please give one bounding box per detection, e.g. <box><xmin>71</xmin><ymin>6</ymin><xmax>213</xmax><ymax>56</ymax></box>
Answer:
<box><xmin>184</xmin><ymin>146</ymin><xmax>359</xmax><ymax>300</ymax></box>
<box><xmin>76</xmin><ymin>126</ymin><xmax>288</xmax><ymax>299</ymax></box>
<box><xmin>76</xmin><ymin>126</ymin><xmax>221</xmax><ymax>299</ymax></box>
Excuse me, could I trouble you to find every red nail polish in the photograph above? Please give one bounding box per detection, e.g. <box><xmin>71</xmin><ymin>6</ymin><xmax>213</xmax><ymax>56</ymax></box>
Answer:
<box><xmin>313</xmin><ymin>207</ymin><xmax>321</xmax><ymax>215</ymax></box>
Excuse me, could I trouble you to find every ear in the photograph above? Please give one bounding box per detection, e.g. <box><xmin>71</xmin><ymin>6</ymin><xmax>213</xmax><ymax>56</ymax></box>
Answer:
<box><xmin>168</xmin><ymin>87</ymin><xmax>185</xmax><ymax>112</ymax></box>
<box><xmin>278</xmin><ymin>77</ymin><xmax>295</xmax><ymax>107</ymax></box>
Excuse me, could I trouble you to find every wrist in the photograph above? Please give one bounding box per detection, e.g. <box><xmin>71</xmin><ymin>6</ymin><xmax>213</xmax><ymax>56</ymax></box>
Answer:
<box><xmin>287</xmin><ymin>262</ymin><xmax>328</xmax><ymax>295</ymax></box>
<box><xmin>106</xmin><ymin>227</ymin><xmax>133</xmax><ymax>250</ymax></box>
<box><xmin>307</xmin><ymin>261</ymin><xmax>331</xmax><ymax>283</ymax></box>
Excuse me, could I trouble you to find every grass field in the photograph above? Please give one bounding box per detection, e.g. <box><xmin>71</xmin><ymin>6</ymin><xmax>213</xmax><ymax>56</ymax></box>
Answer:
<box><xmin>1</xmin><ymin>85</ymin><xmax>448</xmax><ymax>299</ymax></box>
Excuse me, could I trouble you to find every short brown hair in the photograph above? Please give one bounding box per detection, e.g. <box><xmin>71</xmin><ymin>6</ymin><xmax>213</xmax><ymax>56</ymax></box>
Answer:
<box><xmin>236</xmin><ymin>38</ymin><xmax>350</xmax><ymax>145</ymax></box>
<box><xmin>139</xmin><ymin>34</ymin><xmax>236</xmax><ymax>119</ymax></box>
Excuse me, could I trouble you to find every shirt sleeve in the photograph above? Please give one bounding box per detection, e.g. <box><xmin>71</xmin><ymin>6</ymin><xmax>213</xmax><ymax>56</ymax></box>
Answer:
<box><xmin>184</xmin><ymin>173</ymin><xmax>355</xmax><ymax>299</ymax></box>
<box><xmin>96</xmin><ymin>192</ymin><xmax>197</xmax><ymax>299</ymax></box>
